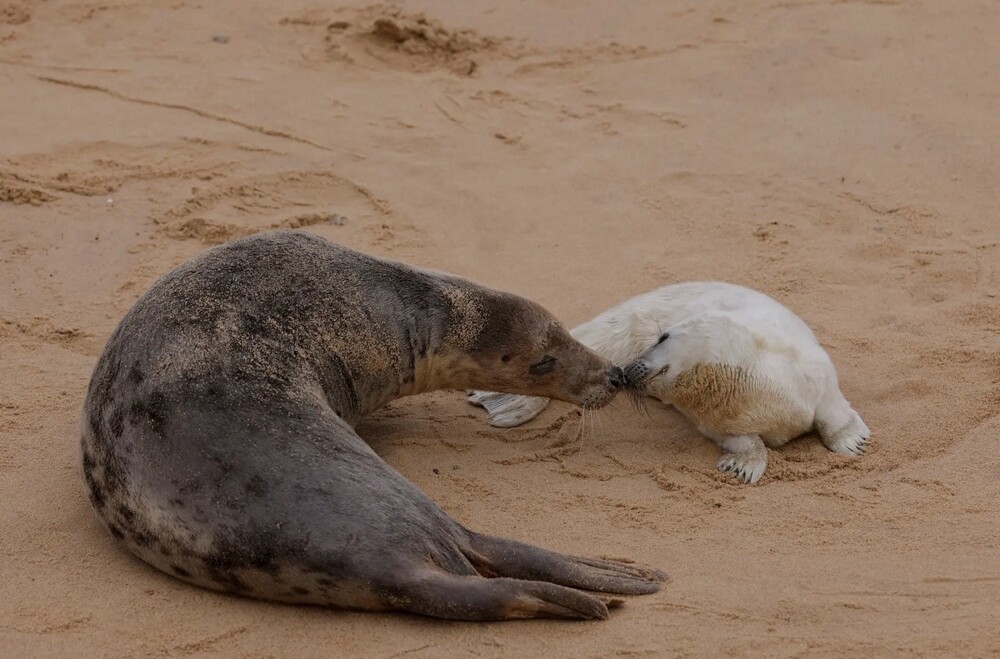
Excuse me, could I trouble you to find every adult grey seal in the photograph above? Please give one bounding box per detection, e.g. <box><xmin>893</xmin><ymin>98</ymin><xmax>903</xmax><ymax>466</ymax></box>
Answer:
<box><xmin>80</xmin><ymin>230</ymin><xmax>665</xmax><ymax>621</ymax></box>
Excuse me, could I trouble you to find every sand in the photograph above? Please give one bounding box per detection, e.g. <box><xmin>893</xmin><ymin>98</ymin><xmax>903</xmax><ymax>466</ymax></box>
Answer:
<box><xmin>2</xmin><ymin>0</ymin><xmax>998</xmax><ymax>656</ymax></box>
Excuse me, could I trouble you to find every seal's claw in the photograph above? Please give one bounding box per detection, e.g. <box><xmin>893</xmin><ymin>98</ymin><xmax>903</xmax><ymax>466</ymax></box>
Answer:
<box><xmin>717</xmin><ymin>451</ymin><xmax>766</xmax><ymax>485</ymax></box>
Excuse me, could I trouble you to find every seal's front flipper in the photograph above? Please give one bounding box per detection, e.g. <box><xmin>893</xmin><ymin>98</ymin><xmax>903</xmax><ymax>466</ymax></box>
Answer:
<box><xmin>466</xmin><ymin>391</ymin><xmax>550</xmax><ymax>427</ymax></box>
<box><xmin>385</xmin><ymin>571</ymin><xmax>611</xmax><ymax>621</ymax></box>
<box><xmin>713</xmin><ymin>434</ymin><xmax>768</xmax><ymax>484</ymax></box>
<box><xmin>465</xmin><ymin>532</ymin><xmax>666</xmax><ymax>596</ymax></box>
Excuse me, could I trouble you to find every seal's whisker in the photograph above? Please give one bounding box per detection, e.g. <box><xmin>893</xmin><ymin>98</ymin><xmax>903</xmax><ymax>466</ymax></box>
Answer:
<box><xmin>626</xmin><ymin>387</ymin><xmax>651</xmax><ymax>417</ymax></box>
<box><xmin>593</xmin><ymin>406</ymin><xmax>608</xmax><ymax>438</ymax></box>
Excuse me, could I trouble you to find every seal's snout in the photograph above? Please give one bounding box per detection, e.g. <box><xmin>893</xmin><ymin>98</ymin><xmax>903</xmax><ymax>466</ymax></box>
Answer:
<box><xmin>608</xmin><ymin>366</ymin><xmax>625</xmax><ymax>389</ymax></box>
<box><xmin>578</xmin><ymin>365</ymin><xmax>625</xmax><ymax>410</ymax></box>
<box><xmin>622</xmin><ymin>361</ymin><xmax>650</xmax><ymax>388</ymax></box>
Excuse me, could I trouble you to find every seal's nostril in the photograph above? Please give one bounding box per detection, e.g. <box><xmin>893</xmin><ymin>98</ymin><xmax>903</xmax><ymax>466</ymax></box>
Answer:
<box><xmin>608</xmin><ymin>366</ymin><xmax>625</xmax><ymax>389</ymax></box>
<box><xmin>622</xmin><ymin>362</ymin><xmax>647</xmax><ymax>386</ymax></box>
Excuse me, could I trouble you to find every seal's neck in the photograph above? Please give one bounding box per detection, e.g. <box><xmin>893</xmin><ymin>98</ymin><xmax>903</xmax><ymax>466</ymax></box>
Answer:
<box><xmin>353</xmin><ymin>343</ymin><xmax>476</xmax><ymax>419</ymax></box>
<box><xmin>354</xmin><ymin>280</ymin><xmax>483</xmax><ymax>416</ymax></box>
<box><xmin>397</xmin><ymin>352</ymin><xmax>476</xmax><ymax>398</ymax></box>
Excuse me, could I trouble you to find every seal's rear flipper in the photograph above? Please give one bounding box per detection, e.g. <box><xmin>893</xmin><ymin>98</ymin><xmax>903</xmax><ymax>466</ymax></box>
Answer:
<box><xmin>817</xmin><ymin>409</ymin><xmax>870</xmax><ymax>456</ymax></box>
<box><xmin>465</xmin><ymin>532</ymin><xmax>667</xmax><ymax>596</ymax></box>
<box><xmin>466</xmin><ymin>391</ymin><xmax>550</xmax><ymax>427</ymax></box>
<box><xmin>815</xmin><ymin>391</ymin><xmax>870</xmax><ymax>457</ymax></box>
<box><xmin>386</xmin><ymin>571</ymin><xmax>612</xmax><ymax>621</ymax></box>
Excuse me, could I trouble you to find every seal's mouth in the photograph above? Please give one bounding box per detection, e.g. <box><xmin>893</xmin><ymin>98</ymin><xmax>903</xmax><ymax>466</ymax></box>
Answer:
<box><xmin>580</xmin><ymin>386</ymin><xmax>618</xmax><ymax>410</ymax></box>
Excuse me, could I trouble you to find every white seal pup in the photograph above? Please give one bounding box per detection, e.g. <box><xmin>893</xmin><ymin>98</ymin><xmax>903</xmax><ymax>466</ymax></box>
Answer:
<box><xmin>469</xmin><ymin>282</ymin><xmax>869</xmax><ymax>484</ymax></box>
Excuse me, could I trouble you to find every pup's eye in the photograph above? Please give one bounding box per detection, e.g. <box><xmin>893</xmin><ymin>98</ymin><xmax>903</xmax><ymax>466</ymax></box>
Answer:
<box><xmin>656</xmin><ymin>333</ymin><xmax>670</xmax><ymax>345</ymax></box>
<box><xmin>528</xmin><ymin>355</ymin><xmax>557</xmax><ymax>376</ymax></box>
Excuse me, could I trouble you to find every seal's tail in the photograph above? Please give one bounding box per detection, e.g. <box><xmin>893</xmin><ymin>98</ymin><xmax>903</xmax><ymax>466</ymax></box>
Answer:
<box><xmin>466</xmin><ymin>391</ymin><xmax>550</xmax><ymax>427</ymax></box>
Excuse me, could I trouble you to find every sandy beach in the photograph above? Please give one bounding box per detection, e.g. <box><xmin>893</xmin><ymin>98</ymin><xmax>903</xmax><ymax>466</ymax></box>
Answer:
<box><xmin>2</xmin><ymin>0</ymin><xmax>998</xmax><ymax>655</ymax></box>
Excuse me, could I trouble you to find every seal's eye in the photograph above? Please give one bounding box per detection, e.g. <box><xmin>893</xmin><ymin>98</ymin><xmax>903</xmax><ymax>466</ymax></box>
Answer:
<box><xmin>501</xmin><ymin>355</ymin><xmax>511</xmax><ymax>363</ymax></box>
<box><xmin>656</xmin><ymin>333</ymin><xmax>670</xmax><ymax>345</ymax></box>
<box><xmin>528</xmin><ymin>355</ymin><xmax>557</xmax><ymax>376</ymax></box>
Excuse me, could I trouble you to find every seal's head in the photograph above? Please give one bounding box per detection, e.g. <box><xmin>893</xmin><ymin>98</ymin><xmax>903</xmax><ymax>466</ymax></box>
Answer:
<box><xmin>622</xmin><ymin>331</ymin><xmax>672</xmax><ymax>389</ymax></box>
<box><xmin>621</xmin><ymin>313</ymin><xmax>760</xmax><ymax>391</ymax></box>
<box><xmin>447</xmin><ymin>289</ymin><xmax>623</xmax><ymax>410</ymax></box>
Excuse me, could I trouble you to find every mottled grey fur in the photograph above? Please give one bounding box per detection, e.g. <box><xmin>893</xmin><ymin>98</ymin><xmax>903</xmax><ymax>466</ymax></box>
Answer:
<box><xmin>81</xmin><ymin>230</ymin><xmax>664</xmax><ymax>621</ymax></box>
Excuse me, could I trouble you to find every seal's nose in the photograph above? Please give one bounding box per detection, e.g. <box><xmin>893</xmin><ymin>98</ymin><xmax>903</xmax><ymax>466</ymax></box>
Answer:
<box><xmin>608</xmin><ymin>366</ymin><xmax>625</xmax><ymax>389</ymax></box>
<box><xmin>622</xmin><ymin>361</ymin><xmax>645</xmax><ymax>386</ymax></box>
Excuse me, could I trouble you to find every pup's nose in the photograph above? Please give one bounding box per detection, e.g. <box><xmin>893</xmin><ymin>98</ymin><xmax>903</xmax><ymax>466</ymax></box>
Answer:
<box><xmin>607</xmin><ymin>366</ymin><xmax>625</xmax><ymax>389</ymax></box>
<box><xmin>622</xmin><ymin>362</ymin><xmax>644</xmax><ymax>385</ymax></box>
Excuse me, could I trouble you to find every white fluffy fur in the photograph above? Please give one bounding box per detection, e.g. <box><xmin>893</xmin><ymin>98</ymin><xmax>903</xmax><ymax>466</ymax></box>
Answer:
<box><xmin>469</xmin><ymin>282</ymin><xmax>869</xmax><ymax>484</ymax></box>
